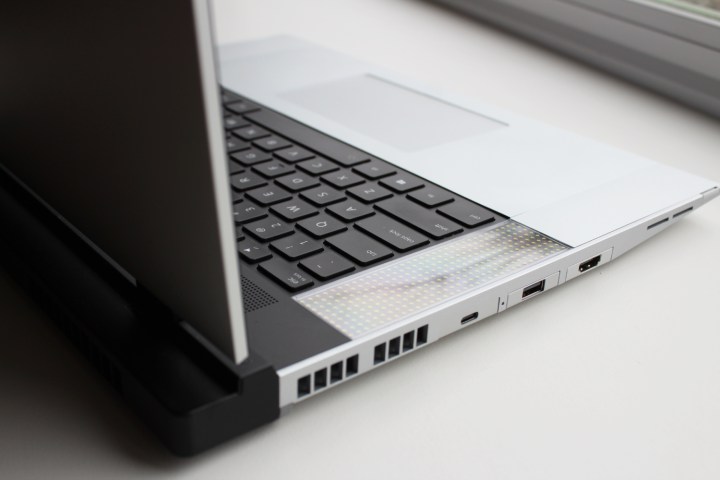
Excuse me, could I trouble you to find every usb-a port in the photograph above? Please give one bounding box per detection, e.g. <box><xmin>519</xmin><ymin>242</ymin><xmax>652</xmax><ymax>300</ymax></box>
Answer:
<box><xmin>521</xmin><ymin>279</ymin><xmax>545</xmax><ymax>299</ymax></box>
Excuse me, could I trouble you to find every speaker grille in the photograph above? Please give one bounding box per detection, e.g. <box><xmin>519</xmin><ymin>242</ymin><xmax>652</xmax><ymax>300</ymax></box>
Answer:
<box><xmin>241</xmin><ymin>276</ymin><xmax>277</xmax><ymax>312</ymax></box>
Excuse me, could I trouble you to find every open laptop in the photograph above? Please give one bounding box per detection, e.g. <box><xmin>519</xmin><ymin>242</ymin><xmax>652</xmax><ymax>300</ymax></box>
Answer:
<box><xmin>1</xmin><ymin>0</ymin><xmax>717</xmax><ymax>454</ymax></box>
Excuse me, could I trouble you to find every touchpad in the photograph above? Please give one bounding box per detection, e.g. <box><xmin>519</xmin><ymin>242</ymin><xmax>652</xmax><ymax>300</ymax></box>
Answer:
<box><xmin>283</xmin><ymin>75</ymin><xmax>505</xmax><ymax>152</ymax></box>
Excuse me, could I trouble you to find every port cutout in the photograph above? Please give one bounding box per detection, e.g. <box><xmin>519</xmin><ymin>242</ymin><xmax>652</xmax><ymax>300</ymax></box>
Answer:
<box><xmin>461</xmin><ymin>312</ymin><xmax>479</xmax><ymax>324</ymax></box>
<box><xmin>673</xmin><ymin>206</ymin><xmax>693</xmax><ymax>218</ymax></box>
<box><xmin>522</xmin><ymin>279</ymin><xmax>545</xmax><ymax>299</ymax></box>
<box><xmin>578</xmin><ymin>254</ymin><xmax>601</xmax><ymax>273</ymax></box>
<box><xmin>647</xmin><ymin>217</ymin><xmax>669</xmax><ymax>230</ymax></box>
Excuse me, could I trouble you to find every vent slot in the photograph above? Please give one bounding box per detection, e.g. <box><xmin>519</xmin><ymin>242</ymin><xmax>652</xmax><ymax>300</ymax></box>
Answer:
<box><xmin>374</xmin><ymin>343</ymin><xmax>387</xmax><ymax>364</ymax></box>
<box><xmin>647</xmin><ymin>217</ymin><xmax>669</xmax><ymax>230</ymax></box>
<box><xmin>388</xmin><ymin>337</ymin><xmax>401</xmax><ymax>358</ymax></box>
<box><xmin>241</xmin><ymin>276</ymin><xmax>278</xmax><ymax>312</ymax></box>
<box><xmin>346</xmin><ymin>355</ymin><xmax>359</xmax><ymax>376</ymax></box>
<box><xmin>314</xmin><ymin>368</ymin><xmax>327</xmax><ymax>390</ymax></box>
<box><xmin>402</xmin><ymin>331</ymin><xmax>415</xmax><ymax>352</ymax></box>
<box><xmin>330</xmin><ymin>362</ymin><xmax>343</xmax><ymax>383</ymax></box>
<box><xmin>417</xmin><ymin>325</ymin><xmax>428</xmax><ymax>346</ymax></box>
<box><xmin>297</xmin><ymin>375</ymin><xmax>311</xmax><ymax>397</ymax></box>
<box><xmin>673</xmin><ymin>206</ymin><xmax>693</xmax><ymax>218</ymax></box>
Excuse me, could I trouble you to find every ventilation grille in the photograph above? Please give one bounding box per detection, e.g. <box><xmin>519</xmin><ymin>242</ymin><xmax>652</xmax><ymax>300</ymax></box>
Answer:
<box><xmin>295</xmin><ymin>324</ymin><xmax>429</xmax><ymax>400</ymax></box>
<box><xmin>241</xmin><ymin>276</ymin><xmax>277</xmax><ymax>312</ymax></box>
<box><xmin>373</xmin><ymin>324</ymin><xmax>428</xmax><ymax>365</ymax></box>
<box><xmin>297</xmin><ymin>353</ymin><xmax>359</xmax><ymax>399</ymax></box>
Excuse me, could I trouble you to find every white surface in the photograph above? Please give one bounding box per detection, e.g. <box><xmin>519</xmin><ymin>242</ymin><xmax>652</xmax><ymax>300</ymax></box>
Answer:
<box><xmin>219</xmin><ymin>37</ymin><xmax>718</xmax><ymax>247</ymax></box>
<box><xmin>1</xmin><ymin>0</ymin><xmax>719</xmax><ymax>478</ymax></box>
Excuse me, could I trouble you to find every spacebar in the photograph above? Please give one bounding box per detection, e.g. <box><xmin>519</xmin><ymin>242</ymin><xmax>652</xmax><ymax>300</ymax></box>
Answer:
<box><xmin>245</xmin><ymin>109</ymin><xmax>370</xmax><ymax>167</ymax></box>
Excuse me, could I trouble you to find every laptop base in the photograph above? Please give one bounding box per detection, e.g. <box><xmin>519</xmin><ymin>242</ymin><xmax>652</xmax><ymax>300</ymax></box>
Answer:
<box><xmin>0</xmin><ymin>170</ymin><xmax>280</xmax><ymax>457</ymax></box>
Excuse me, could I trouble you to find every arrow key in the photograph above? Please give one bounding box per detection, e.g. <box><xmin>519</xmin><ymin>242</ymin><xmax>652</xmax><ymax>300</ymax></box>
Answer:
<box><xmin>237</xmin><ymin>239</ymin><xmax>272</xmax><ymax>263</ymax></box>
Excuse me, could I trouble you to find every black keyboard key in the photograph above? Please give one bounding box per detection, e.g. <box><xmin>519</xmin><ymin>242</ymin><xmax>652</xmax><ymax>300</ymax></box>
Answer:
<box><xmin>275</xmin><ymin>173</ymin><xmax>320</xmax><ymax>192</ymax></box>
<box><xmin>238</xmin><ymin>239</ymin><xmax>272</xmax><ymax>263</ymax></box>
<box><xmin>274</xmin><ymin>146</ymin><xmax>315</xmax><ymax>163</ymax></box>
<box><xmin>297</xmin><ymin>158</ymin><xmax>339</xmax><ymax>176</ymax></box>
<box><xmin>226</xmin><ymin>137</ymin><xmax>250</xmax><ymax>153</ymax></box>
<box><xmin>246</xmin><ymin>110</ymin><xmax>371</xmax><ymax>167</ymax></box>
<box><xmin>407</xmin><ymin>187</ymin><xmax>454</xmax><ymax>207</ymax></box>
<box><xmin>253</xmin><ymin>136</ymin><xmax>291</xmax><ymax>152</ymax></box>
<box><xmin>230</xmin><ymin>148</ymin><xmax>272</xmax><ymax>166</ymax></box>
<box><xmin>224</xmin><ymin>115</ymin><xmax>250</xmax><ymax>130</ymax></box>
<box><xmin>327</xmin><ymin>231</ymin><xmax>393</xmax><ymax>266</ymax></box>
<box><xmin>244</xmin><ymin>216</ymin><xmax>294</xmax><ymax>241</ymax></box>
<box><xmin>222</xmin><ymin>90</ymin><xmax>244</xmax><ymax>104</ymax></box>
<box><xmin>347</xmin><ymin>183</ymin><xmax>393</xmax><ymax>203</ymax></box>
<box><xmin>356</xmin><ymin>214</ymin><xmax>429</xmax><ymax>252</ymax></box>
<box><xmin>375</xmin><ymin>197</ymin><xmax>462</xmax><ymax>239</ymax></box>
<box><xmin>231</xmin><ymin>190</ymin><xmax>244</xmax><ymax>203</ymax></box>
<box><xmin>353</xmin><ymin>161</ymin><xmax>396</xmax><ymax>179</ymax></box>
<box><xmin>259</xmin><ymin>259</ymin><xmax>314</xmax><ymax>292</ymax></box>
<box><xmin>271</xmin><ymin>233</ymin><xmax>324</xmax><ymax>260</ymax></box>
<box><xmin>327</xmin><ymin>200</ymin><xmax>374</xmax><ymax>221</ymax></box>
<box><xmin>297</xmin><ymin>214</ymin><xmax>347</xmax><ymax>238</ymax></box>
<box><xmin>225</xmin><ymin>99</ymin><xmax>261</xmax><ymax>115</ymax></box>
<box><xmin>270</xmin><ymin>199</ymin><xmax>319</xmax><ymax>221</ymax></box>
<box><xmin>230</xmin><ymin>172</ymin><xmax>268</xmax><ymax>191</ymax></box>
<box><xmin>379</xmin><ymin>174</ymin><xmax>424</xmax><ymax>193</ymax></box>
<box><xmin>232</xmin><ymin>202</ymin><xmax>267</xmax><ymax>224</ymax></box>
<box><xmin>232</xmin><ymin>125</ymin><xmax>270</xmax><ymax>141</ymax></box>
<box><xmin>252</xmin><ymin>161</ymin><xmax>294</xmax><ymax>178</ymax></box>
<box><xmin>300</xmin><ymin>251</ymin><xmax>355</xmax><ymax>280</ymax></box>
<box><xmin>245</xmin><ymin>186</ymin><xmax>292</xmax><ymax>206</ymax></box>
<box><xmin>228</xmin><ymin>161</ymin><xmax>245</xmax><ymax>175</ymax></box>
<box><xmin>438</xmin><ymin>201</ymin><xmax>496</xmax><ymax>228</ymax></box>
<box><xmin>300</xmin><ymin>186</ymin><xmax>346</xmax><ymax>206</ymax></box>
<box><xmin>235</xmin><ymin>225</ymin><xmax>245</xmax><ymax>240</ymax></box>
<box><xmin>321</xmin><ymin>170</ymin><xmax>365</xmax><ymax>189</ymax></box>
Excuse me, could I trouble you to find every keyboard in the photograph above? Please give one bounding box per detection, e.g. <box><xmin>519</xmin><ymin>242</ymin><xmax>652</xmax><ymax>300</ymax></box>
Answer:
<box><xmin>221</xmin><ymin>89</ymin><xmax>503</xmax><ymax>293</ymax></box>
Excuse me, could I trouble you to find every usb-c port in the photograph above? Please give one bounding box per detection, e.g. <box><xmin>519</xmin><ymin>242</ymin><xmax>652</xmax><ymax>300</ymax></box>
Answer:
<box><xmin>461</xmin><ymin>312</ymin><xmax>479</xmax><ymax>324</ymax></box>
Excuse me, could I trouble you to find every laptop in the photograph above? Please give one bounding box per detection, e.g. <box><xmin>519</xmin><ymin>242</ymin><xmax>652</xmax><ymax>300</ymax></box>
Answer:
<box><xmin>1</xmin><ymin>0</ymin><xmax>717</xmax><ymax>454</ymax></box>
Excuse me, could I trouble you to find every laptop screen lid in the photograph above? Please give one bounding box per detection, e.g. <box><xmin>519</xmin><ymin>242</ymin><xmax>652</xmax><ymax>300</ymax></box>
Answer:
<box><xmin>0</xmin><ymin>0</ymin><xmax>248</xmax><ymax>363</ymax></box>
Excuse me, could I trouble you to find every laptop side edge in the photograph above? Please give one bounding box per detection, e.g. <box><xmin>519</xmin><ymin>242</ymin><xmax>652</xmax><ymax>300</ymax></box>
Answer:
<box><xmin>192</xmin><ymin>0</ymin><xmax>248</xmax><ymax>363</ymax></box>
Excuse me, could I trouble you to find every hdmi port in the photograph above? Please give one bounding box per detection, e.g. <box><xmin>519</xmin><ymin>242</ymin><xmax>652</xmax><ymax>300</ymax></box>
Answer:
<box><xmin>578</xmin><ymin>254</ymin><xmax>601</xmax><ymax>273</ymax></box>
